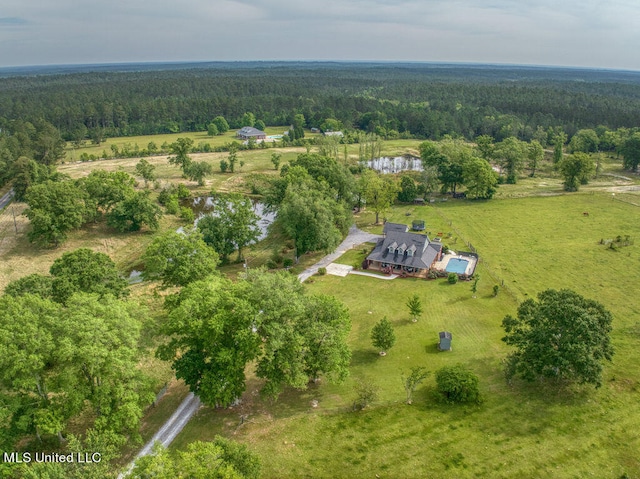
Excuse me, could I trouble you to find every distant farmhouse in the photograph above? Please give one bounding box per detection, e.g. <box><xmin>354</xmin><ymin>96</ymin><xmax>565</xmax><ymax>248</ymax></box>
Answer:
<box><xmin>323</xmin><ymin>131</ymin><xmax>344</xmax><ymax>137</ymax></box>
<box><xmin>237</xmin><ymin>127</ymin><xmax>267</xmax><ymax>140</ymax></box>
<box><xmin>365</xmin><ymin>223</ymin><xmax>443</xmax><ymax>277</ymax></box>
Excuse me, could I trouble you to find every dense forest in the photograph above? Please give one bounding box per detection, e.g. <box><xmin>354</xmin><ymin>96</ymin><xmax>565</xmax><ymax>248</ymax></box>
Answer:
<box><xmin>2</xmin><ymin>62</ymin><xmax>640</xmax><ymax>190</ymax></box>
<box><xmin>1</xmin><ymin>62</ymin><xmax>640</xmax><ymax>141</ymax></box>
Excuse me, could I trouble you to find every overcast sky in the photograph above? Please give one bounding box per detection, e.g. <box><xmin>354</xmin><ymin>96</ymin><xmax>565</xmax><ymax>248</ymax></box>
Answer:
<box><xmin>1</xmin><ymin>0</ymin><xmax>638</xmax><ymax>70</ymax></box>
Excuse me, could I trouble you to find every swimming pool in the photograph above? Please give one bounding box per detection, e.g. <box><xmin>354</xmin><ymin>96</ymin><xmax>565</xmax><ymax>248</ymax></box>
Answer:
<box><xmin>446</xmin><ymin>258</ymin><xmax>469</xmax><ymax>274</ymax></box>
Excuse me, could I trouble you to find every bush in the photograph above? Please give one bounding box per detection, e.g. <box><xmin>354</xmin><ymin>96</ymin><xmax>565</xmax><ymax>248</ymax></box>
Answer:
<box><xmin>270</xmin><ymin>252</ymin><xmax>283</xmax><ymax>264</ymax></box>
<box><xmin>435</xmin><ymin>365</ymin><xmax>481</xmax><ymax>404</ymax></box>
<box><xmin>493</xmin><ymin>285</ymin><xmax>499</xmax><ymax>297</ymax></box>
<box><xmin>447</xmin><ymin>273</ymin><xmax>458</xmax><ymax>284</ymax></box>
<box><xmin>283</xmin><ymin>258</ymin><xmax>294</xmax><ymax>268</ymax></box>
<box><xmin>317</xmin><ymin>267</ymin><xmax>327</xmax><ymax>275</ymax></box>
<box><xmin>179</xmin><ymin>207</ymin><xmax>195</xmax><ymax>223</ymax></box>
<box><xmin>353</xmin><ymin>379</ymin><xmax>378</xmax><ymax>411</ymax></box>
<box><xmin>176</xmin><ymin>184</ymin><xmax>191</xmax><ymax>199</ymax></box>
<box><xmin>265</xmin><ymin>259</ymin><xmax>278</xmax><ymax>269</ymax></box>
<box><xmin>165</xmin><ymin>196</ymin><xmax>180</xmax><ymax>215</ymax></box>
<box><xmin>220</xmin><ymin>159</ymin><xmax>229</xmax><ymax>173</ymax></box>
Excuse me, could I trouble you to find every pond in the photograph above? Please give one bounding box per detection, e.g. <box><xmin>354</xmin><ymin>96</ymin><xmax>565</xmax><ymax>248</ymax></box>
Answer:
<box><xmin>181</xmin><ymin>197</ymin><xmax>276</xmax><ymax>242</ymax></box>
<box><xmin>367</xmin><ymin>156</ymin><xmax>423</xmax><ymax>174</ymax></box>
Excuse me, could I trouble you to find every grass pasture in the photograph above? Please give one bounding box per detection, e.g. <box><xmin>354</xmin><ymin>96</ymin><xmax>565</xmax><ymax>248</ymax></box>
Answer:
<box><xmin>172</xmin><ymin>191</ymin><xmax>640</xmax><ymax>478</ymax></box>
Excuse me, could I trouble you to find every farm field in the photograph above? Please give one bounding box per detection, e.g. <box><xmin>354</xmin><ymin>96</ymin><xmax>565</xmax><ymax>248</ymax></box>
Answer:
<box><xmin>171</xmin><ymin>192</ymin><xmax>640</xmax><ymax>478</ymax></box>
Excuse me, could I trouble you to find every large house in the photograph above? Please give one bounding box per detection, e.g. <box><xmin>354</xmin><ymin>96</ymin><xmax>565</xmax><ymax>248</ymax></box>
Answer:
<box><xmin>236</xmin><ymin>127</ymin><xmax>267</xmax><ymax>140</ymax></box>
<box><xmin>364</xmin><ymin>223</ymin><xmax>443</xmax><ymax>277</ymax></box>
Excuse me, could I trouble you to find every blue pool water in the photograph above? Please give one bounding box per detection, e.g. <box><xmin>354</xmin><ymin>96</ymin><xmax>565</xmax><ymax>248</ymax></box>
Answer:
<box><xmin>446</xmin><ymin>258</ymin><xmax>469</xmax><ymax>274</ymax></box>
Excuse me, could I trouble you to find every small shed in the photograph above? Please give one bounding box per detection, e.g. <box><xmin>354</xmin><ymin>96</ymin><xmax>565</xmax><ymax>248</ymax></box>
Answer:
<box><xmin>438</xmin><ymin>331</ymin><xmax>452</xmax><ymax>351</ymax></box>
<box><xmin>412</xmin><ymin>220</ymin><xmax>425</xmax><ymax>231</ymax></box>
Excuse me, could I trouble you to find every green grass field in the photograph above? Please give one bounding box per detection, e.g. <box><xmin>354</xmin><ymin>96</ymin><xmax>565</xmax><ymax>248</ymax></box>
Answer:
<box><xmin>7</xmin><ymin>135</ymin><xmax>640</xmax><ymax>477</ymax></box>
<box><xmin>171</xmin><ymin>192</ymin><xmax>640</xmax><ymax>478</ymax></box>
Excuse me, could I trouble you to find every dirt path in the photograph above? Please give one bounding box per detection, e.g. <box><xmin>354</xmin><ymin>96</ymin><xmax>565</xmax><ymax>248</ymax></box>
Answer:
<box><xmin>0</xmin><ymin>189</ymin><xmax>14</xmax><ymax>211</ymax></box>
<box><xmin>119</xmin><ymin>393</ymin><xmax>201</xmax><ymax>478</ymax></box>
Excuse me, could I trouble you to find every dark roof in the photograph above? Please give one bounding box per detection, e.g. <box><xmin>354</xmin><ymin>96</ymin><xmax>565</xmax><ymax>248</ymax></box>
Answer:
<box><xmin>439</xmin><ymin>331</ymin><xmax>452</xmax><ymax>340</ymax></box>
<box><xmin>367</xmin><ymin>227</ymin><xmax>442</xmax><ymax>270</ymax></box>
<box><xmin>383</xmin><ymin>222</ymin><xmax>408</xmax><ymax>235</ymax></box>
<box><xmin>237</xmin><ymin>126</ymin><xmax>266</xmax><ymax>137</ymax></box>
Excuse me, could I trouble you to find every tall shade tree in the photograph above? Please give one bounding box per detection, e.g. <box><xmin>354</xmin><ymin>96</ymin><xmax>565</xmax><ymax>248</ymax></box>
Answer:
<box><xmin>212</xmin><ymin>116</ymin><xmax>230</xmax><ymax>134</ymax></box>
<box><xmin>502</xmin><ymin>289</ymin><xmax>614</xmax><ymax>388</ymax></box>
<box><xmin>184</xmin><ymin>160</ymin><xmax>213</xmax><ymax>186</ymax></box>
<box><xmin>4</xmin><ymin>273</ymin><xmax>54</xmax><ymax>300</ymax></box>
<box><xmin>494</xmin><ymin>137</ymin><xmax>526</xmax><ymax>184</ymax></box>
<box><xmin>142</xmin><ymin>229</ymin><xmax>219</xmax><ymax>288</ymax></box>
<box><xmin>106</xmin><ymin>190</ymin><xmax>162</xmax><ymax>232</ymax></box>
<box><xmin>59</xmin><ymin>294</ymin><xmax>152</xmax><ymax>438</ymax></box>
<box><xmin>134</xmin><ymin>159</ymin><xmax>156</xmax><ymax>188</ymax></box>
<box><xmin>78</xmin><ymin>170</ymin><xmax>135</xmax><ymax>216</ymax></box>
<box><xmin>278</xmin><ymin>184</ymin><xmax>346</xmax><ymax>261</ymax></box>
<box><xmin>11</xmin><ymin>157</ymin><xmax>57</xmax><ymax>201</ymax></box>
<box><xmin>290</xmin><ymin>153</ymin><xmax>356</xmax><ymax>202</ymax></box>
<box><xmin>558</xmin><ymin>153</ymin><xmax>595</xmax><ymax>191</ymax></box>
<box><xmin>298</xmin><ymin>295</ymin><xmax>351</xmax><ymax>385</ymax></box>
<box><xmin>569</xmin><ymin>129</ymin><xmax>599</xmax><ymax>153</ymax></box>
<box><xmin>552</xmin><ymin>132</ymin><xmax>567</xmax><ymax>164</ymax></box>
<box><xmin>360</xmin><ymin>169</ymin><xmax>399</xmax><ymax>224</ymax></box>
<box><xmin>197</xmin><ymin>193</ymin><xmax>260</xmax><ymax>263</ymax></box>
<box><xmin>527</xmin><ymin>140</ymin><xmax>544</xmax><ymax>177</ymax></box>
<box><xmin>158</xmin><ymin>277</ymin><xmax>261</xmax><ymax>407</ymax></box>
<box><xmin>397</xmin><ymin>175</ymin><xmax>418</xmax><ymax>203</ymax></box>
<box><xmin>245</xmin><ymin>270</ymin><xmax>351</xmax><ymax>398</ymax></box>
<box><xmin>24</xmin><ymin>180</ymin><xmax>89</xmax><ymax>247</ymax></box>
<box><xmin>168</xmin><ymin>137</ymin><xmax>194</xmax><ymax>172</ymax></box>
<box><xmin>621</xmin><ymin>132</ymin><xmax>640</xmax><ymax>172</ymax></box>
<box><xmin>49</xmin><ymin>248</ymin><xmax>129</xmax><ymax>304</ymax></box>
<box><xmin>462</xmin><ymin>157</ymin><xmax>498</xmax><ymax>199</ymax></box>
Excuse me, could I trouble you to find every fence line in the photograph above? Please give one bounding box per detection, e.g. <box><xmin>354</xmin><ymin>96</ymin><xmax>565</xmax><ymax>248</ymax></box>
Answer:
<box><xmin>431</xmin><ymin>205</ymin><xmax>519</xmax><ymax>301</ymax></box>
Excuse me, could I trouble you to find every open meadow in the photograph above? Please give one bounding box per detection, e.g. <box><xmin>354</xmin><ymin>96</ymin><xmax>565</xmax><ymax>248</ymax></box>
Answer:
<box><xmin>171</xmin><ymin>191</ymin><xmax>640</xmax><ymax>478</ymax></box>
<box><xmin>3</xmin><ymin>135</ymin><xmax>640</xmax><ymax>478</ymax></box>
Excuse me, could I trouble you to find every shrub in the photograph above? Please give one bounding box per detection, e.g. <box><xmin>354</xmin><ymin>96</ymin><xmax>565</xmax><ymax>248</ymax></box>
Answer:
<box><xmin>176</xmin><ymin>184</ymin><xmax>191</xmax><ymax>199</ymax></box>
<box><xmin>179</xmin><ymin>207</ymin><xmax>195</xmax><ymax>223</ymax></box>
<box><xmin>283</xmin><ymin>258</ymin><xmax>294</xmax><ymax>268</ymax></box>
<box><xmin>435</xmin><ymin>365</ymin><xmax>481</xmax><ymax>404</ymax></box>
<box><xmin>493</xmin><ymin>285</ymin><xmax>499</xmax><ymax>297</ymax></box>
<box><xmin>317</xmin><ymin>267</ymin><xmax>327</xmax><ymax>275</ymax></box>
<box><xmin>265</xmin><ymin>259</ymin><xmax>278</xmax><ymax>270</ymax></box>
<box><xmin>447</xmin><ymin>273</ymin><xmax>458</xmax><ymax>284</ymax></box>
<box><xmin>220</xmin><ymin>159</ymin><xmax>229</xmax><ymax>173</ymax></box>
<box><xmin>353</xmin><ymin>379</ymin><xmax>378</xmax><ymax>411</ymax></box>
<box><xmin>165</xmin><ymin>196</ymin><xmax>180</xmax><ymax>215</ymax></box>
<box><xmin>270</xmin><ymin>252</ymin><xmax>283</xmax><ymax>264</ymax></box>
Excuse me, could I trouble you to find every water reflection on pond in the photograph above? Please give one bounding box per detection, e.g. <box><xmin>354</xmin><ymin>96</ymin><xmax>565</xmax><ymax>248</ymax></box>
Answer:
<box><xmin>367</xmin><ymin>156</ymin><xmax>422</xmax><ymax>174</ymax></box>
<box><xmin>181</xmin><ymin>197</ymin><xmax>275</xmax><ymax>242</ymax></box>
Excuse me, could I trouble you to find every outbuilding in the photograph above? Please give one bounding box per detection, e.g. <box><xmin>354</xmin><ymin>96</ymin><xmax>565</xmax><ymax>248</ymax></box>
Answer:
<box><xmin>438</xmin><ymin>331</ymin><xmax>452</xmax><ymax>351</ymax></box>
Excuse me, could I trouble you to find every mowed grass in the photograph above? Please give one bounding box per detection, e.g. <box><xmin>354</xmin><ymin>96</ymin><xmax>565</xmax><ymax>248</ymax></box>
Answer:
<box><xmin>171</xmin><ymin>192</ymin><xmax>640</xmax><ymax>478</ymax></box>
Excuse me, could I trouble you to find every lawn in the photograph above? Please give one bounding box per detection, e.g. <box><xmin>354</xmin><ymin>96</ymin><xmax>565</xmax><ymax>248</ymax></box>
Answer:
<box><xmin>170</xmin><ymin>191</ymin><xmax>640</xmax><ymax>478</ymax></box>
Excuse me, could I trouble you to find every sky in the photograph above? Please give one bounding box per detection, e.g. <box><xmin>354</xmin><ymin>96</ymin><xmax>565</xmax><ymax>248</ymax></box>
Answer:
<box><xmin>1</xmin><ymin>0</ymin><xmax>639</xmax><ymax>70</ymax></box>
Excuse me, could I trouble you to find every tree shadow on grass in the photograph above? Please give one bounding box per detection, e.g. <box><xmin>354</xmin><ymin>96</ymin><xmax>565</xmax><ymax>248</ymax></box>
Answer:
<box><xmin>350</xmin><ymin>348</ymin><xmax>382</xmax><ymax>367</ymax></box>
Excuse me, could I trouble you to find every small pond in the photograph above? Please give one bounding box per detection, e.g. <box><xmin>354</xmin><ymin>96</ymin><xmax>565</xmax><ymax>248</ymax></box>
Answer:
<box><xmin>181</xmin><ymin>197</ymin><xmax>275</xmax><ymax>242</ymax></box>
<box><xmin>367</xmin><ymin>156</ymin><xmax>423</xmax><ymax>174</ymax></box>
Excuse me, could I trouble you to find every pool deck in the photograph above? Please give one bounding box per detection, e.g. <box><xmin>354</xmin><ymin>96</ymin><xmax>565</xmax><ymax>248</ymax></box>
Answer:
<box><xmin>433</xmin><ymin>253</ymin><xmax>478</xmax><ymax>276</ymax></box>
